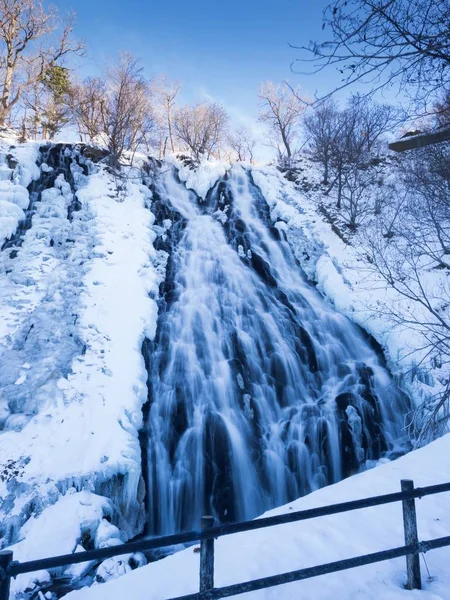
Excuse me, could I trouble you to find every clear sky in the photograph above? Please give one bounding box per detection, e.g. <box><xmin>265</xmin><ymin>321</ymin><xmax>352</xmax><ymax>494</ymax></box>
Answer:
<box><xmin>52</xmin><ymin>0</ymin><xmax>346</xmax><ymax>157</ymax></box>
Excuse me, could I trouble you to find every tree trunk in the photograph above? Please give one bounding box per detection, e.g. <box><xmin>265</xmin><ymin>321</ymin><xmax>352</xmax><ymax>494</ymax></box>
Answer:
<box><xmin>19</xmin><ymin>118</ymin><xmax>27</xmax><ymax>143</ymax></box>
<box><xmin>336</xmin><ymin>166</ymin><xmax>342</xmax><ymax>209</ymax></box>
<box><xmin>280</xmin><ymin>127</ymin><xmax>292</xmax><ymax>159</ymax></box>
<box><xmin>167</xmin><ymin>105</ymin><xmax>175</xmax><ymax>153</ymax></box>
<box><xmin>0</xmin><ymin>107</ymin><xmax>8</xmax><ymax>127</ymax></box>
<box><xmin>0</xmin><ymin>54</ymin><xmax>15</xmax><ymax>127</ymax></box>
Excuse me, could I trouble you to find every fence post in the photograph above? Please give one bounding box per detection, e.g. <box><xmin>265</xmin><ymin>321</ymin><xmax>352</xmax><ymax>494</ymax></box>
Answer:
<box><xmin>0</xmin><ymin>550</ymin><xmax>13</xmax><ymax>600</ymax></box>
<box><xmin>200</xmin><ymin>516</ymin><xmax>215</xmax><ymax>595</ymax></box>
<box><xmin>401</xmin><ymin>479</ymin><xmax>421</xmax><ymax>590</ymax></box>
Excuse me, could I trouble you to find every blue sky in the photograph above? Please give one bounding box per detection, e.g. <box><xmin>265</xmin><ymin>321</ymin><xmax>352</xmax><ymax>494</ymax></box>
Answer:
<box><xmin>53</xmin><ymin>0</ymin><xmax>345</xmax><ymax>156</ymax></box>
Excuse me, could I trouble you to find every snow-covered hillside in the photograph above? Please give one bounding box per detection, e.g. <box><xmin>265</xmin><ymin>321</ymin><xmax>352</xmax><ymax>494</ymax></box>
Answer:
<box><xmin>0</xmin><ymin>140</ymin><xmax>448</xmax><ymax>600</ymax></box>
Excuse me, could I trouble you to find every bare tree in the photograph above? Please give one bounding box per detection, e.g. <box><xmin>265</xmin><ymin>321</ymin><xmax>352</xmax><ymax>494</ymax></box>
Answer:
<box><xmin>0</xmin><ymin>0</ymin><xmax>83</xmax><ymax>126</ymax></box>
<box><xmin>68</xmin><ymin>55</ymin><xmax>154</xmax><ymax>167</ymax></box>
<box><xmin>104</xmin><ymin>53</ymin><xmax>154</xmax><ymax>169</ymax></box>
<box><xmin>295</xmin><ymin>0</ymin><xmax>450</xmax><ymax>110</ymax></box>
<box><xmin>303</xmin><ymin>98</ymin><xmax>340</xmax><ymax>184</ymax></box>
<box><xmin>432</xmin><ymin>89</ymin><xmax>450</xmax><ymax>127</ymax></box>
<box><xmin>68</xmin><ymin>76</ymin><xmax>107</xmax><ymax>141</ymax></box>
<box><xmin>348</xmin><ymin>94</ymin><xmax>399</xmax><ymax>153</ymax></box>
<box><xmin>320</xmin><ymin>96</ymin><xmax>394</xmax><ymax>208</ymax></box>
<box><xmin>174</xmin><ymin>102</ymin><xmax>229</xmax><ymax>161</ymax></box>
<box><xmin>400</xmin><ymin>145</ymin><xmax>450</xmax><ymax>267</ymax></box>
<box><xmin>327</xmin><ymin>105</ymin><xmax>365</xmax><ymax>209</ymax></box>
<box><xmin>153</xmin><ymin>75</ymin><xmax>181</xmax><ymax>156</ymax></box>
<box><xmin>258</xmin><ymin>81</ymin><xmax>306</xmax><ymax>162</ymax></box>
<box><xmin>365</xmin><ymin>224</ymin><xmax>450</xmax><ymax>443</ymax></box>
<box><xmin>340</xmin><ymin>166</ymin><xmax>380</xmax><ymax>229</ymax></box>
<box><xmin>227</xmin><ymin>126</ymin><xmax>256</xmax><ymax>163</ymax></box>
<box><xmin>363</xmin><ymin>143</ymin><xmax>450</xmax><ymax>442</ymax></box>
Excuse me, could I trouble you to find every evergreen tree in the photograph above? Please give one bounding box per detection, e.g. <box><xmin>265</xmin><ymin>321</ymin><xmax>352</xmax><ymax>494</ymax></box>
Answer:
<box><xmin>40</xmin><ymin>65</ymin><xmax>71</xmax><ymax>139</ymax></box>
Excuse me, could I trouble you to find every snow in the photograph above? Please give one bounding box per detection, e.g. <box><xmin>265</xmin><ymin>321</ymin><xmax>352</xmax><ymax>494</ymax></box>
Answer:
<box><xmin>0</xmin><ymin>147</ymin><xmax>163</xmax><ymax>594</ymax></box>
<box><xmin>9</xmin><ymin>491</ymin><xmax>112</xmax><ymax>596</ymax></box>
<box><xmin>64</xmin><ymin>433</ymin><xmax>450</xmax><ymax>600</ymax></box>
<box><xmin>168</xmin><ymin>155</ymin><xmax>230</xmax><ymax>200</ymax></box>
<box><xmin>0</xmin><ymin>199</ymin><xmax>24</xmax><ymax>243</ymax></box>
<box><xmin>0</xmin><ymin>140</ymin><xmax>40</xmax><ymax>245</ymax></box>
<box><xmin>11</xmin><ymin>142</ymin><xmax>41</xmax><ymax>188</ymax></box>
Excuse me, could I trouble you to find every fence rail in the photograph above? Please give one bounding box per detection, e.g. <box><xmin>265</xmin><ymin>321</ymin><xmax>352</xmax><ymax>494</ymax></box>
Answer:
<box><xmin>1</xmin><ymin>479</ymin><xmax>450</xmax><ymax>600</ymax></box>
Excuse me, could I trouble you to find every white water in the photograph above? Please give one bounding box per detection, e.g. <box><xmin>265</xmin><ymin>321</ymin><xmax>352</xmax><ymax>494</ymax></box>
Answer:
<box><xmin>145</xmin><ymin>165</ymin><xmax>409</xmax><ymax>535</ymax></box>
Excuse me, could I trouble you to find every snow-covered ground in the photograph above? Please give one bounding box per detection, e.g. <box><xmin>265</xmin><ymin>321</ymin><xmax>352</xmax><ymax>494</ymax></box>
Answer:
<box><xmin>65</xmin><ymin>432</ymin><xmax>450</xmax><ymax>600</ymax></box>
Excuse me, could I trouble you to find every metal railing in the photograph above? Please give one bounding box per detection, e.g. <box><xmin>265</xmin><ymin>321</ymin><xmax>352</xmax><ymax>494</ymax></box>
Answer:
<box><xmin>1</xmin><ymin>479</ymin><xmax>450</xmax><ymax>600</ymax></box>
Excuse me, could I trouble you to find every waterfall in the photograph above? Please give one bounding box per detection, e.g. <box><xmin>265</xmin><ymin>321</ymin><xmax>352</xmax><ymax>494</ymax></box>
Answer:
<box><xmin>144</xmin><ymin>164</ymin><xmax>410</xmax><ymax>536</ymax></box>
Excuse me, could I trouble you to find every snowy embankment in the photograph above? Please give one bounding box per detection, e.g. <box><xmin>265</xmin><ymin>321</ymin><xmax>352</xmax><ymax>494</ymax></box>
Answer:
<box><xmin>0</xmin><ymin>140</ymin><xmax>162</xmax><ymax>594</ymax></box>
<box><xmin>169</xmin><ymin>154</ymin><xmax>230</xmax><ymax>200</ymax></box>
<box><xmin>65</xmin><ymin>433</ymin><xmax>450</xmax><ymax>600</ymax></box>
<box><xmin>0</xmin><ymin>142</ymin><xmax>40</xmax><ymax>246</ymax></box>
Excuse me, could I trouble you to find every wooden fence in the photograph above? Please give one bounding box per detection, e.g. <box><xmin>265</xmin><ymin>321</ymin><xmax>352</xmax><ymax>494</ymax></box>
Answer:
<box><xmin>1</xmin><ymin>479</ymin><xmax>450</xmax><ymax>600</ymax></box>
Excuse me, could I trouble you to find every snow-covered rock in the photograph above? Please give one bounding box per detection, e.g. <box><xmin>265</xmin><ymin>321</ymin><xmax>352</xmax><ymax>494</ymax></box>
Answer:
<box><xmin>167</xmin><ymin>155</ymin><xmax>230</xmax><ymax>200</ymax></box>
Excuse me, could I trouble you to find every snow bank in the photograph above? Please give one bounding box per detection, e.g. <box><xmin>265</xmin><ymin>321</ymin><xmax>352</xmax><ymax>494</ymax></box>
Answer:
<box><xmin>11</xmin><ymin>141</ymin><xmax>41</xmax><ymax>188</ymax></box>
<box><xmin>0</xmin><ymin>140</ymin><xmax>40</xmax><ymax>245</ymax></box>
<box><xmin>0</xmin><ymin>156</ymin><xmax>161</xmax><ymax>591</ymax></box>
<box><xmin>10</xmin><ymin>491</ymin><xmax>112</xmax><ymax>596</ymax></box>
<box><xmin>0</xmin><ymin>199</ymin><xmax>24</xmax><ymax>243</ymax></box>
<box><xmin>64</xmin><ymin>433</ymin><xmax>450</xmax><ymax>600</ymax></box>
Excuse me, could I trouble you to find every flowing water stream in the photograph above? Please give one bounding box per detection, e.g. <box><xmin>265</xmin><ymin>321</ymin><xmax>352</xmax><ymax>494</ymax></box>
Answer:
<box><xmin>144</xmin><ymin>164</ymin><xmax>410</xmax><ymax>536</ymax></box>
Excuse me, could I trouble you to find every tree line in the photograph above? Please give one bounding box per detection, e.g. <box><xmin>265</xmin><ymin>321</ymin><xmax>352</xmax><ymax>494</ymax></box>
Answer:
<box><xmin>0</xmin><ymin>0</ymin><xmax>421</xmax><ymax>174</ymax></box>
<box><xmin>0</xmin><ymin>0</ymin><xmax>252</xmax><ymax>165</ymax></box>
<box><xmin>0</xmin><ymin>0</ymin><xmax>448</xmax><ymax>169</ymax></box>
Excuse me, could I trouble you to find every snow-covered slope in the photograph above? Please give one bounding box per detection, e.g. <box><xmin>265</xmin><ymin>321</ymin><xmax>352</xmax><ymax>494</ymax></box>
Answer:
<box><xmin>0</xmin><ymin>142</ymin><xmax>162</xmax><ymax>593</ymax></box>
<box><xmin>65</xmin><ymin>432</ymin><xmax>450</xmax><ymax>600</ymax></box>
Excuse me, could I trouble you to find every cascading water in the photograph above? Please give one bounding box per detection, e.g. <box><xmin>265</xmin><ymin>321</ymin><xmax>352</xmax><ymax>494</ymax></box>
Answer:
<box><xmin>144</xmin><ymin>164</ymin><xmax>410</xmax><ymax>536</ymax></box>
